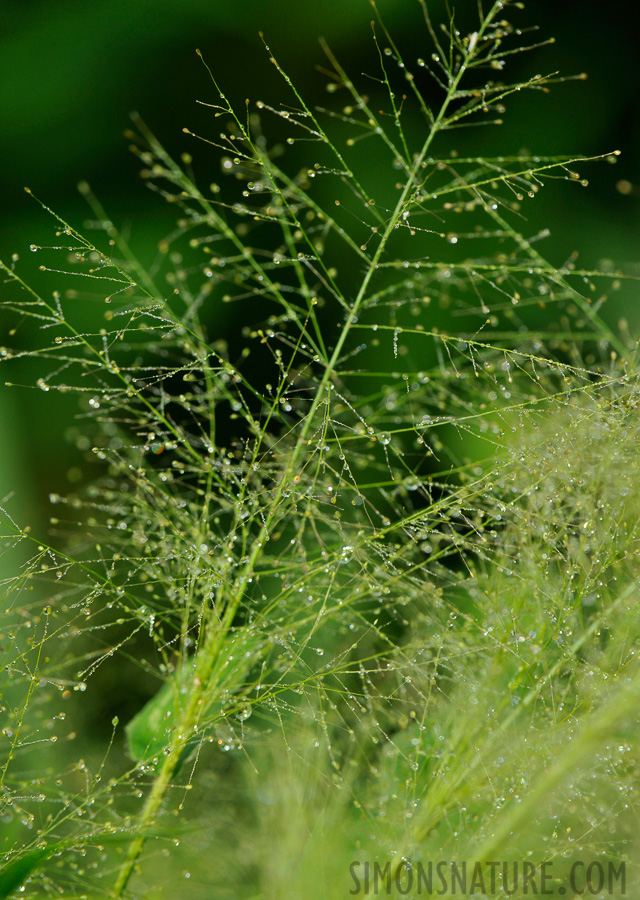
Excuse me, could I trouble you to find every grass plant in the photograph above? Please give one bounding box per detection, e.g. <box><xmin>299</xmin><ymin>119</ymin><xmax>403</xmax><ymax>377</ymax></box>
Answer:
<box><xmin>1</xmin><ymin>2</ymin><xmax>638</xmax><ymax>896</ymax></box>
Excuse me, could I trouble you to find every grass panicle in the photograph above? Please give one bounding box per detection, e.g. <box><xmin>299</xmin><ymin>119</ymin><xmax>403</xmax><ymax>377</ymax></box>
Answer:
<box><xmin>1</xmin><ymin>1</ymin><xmax>638</xmax><ymax>896</ymax></box>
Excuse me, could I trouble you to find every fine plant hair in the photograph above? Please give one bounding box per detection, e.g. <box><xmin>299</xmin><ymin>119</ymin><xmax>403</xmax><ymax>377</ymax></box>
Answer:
<box><xmin>1</xmin><ymin>2</ymin><xmax>639</xmax><ymax>897</ymax></box>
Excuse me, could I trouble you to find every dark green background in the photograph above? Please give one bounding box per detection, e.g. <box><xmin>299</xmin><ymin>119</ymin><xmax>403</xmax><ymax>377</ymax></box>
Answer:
<box><xmin>1</xmin><ymin>0</ymin><xmax>638</xmax><ymax>541</ymax></box>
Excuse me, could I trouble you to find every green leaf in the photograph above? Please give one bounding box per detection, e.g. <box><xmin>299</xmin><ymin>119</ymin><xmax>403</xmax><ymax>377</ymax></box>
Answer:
<box><xmin>0</xmin><ymin>843</ymin><xmax>63</xmax><ymax>898</ymax></box>
<box><xmin>126</xmin><ymin>627</ymin><xmax>266</xmax><ymax>768</ymax></box>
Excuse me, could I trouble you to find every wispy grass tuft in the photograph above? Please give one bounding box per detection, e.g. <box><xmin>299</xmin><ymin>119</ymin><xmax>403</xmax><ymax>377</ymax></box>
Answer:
<box><xmin>1</xmin><ymin>1</ymin><xmax>638</xmax><ymax>896</ymax></box>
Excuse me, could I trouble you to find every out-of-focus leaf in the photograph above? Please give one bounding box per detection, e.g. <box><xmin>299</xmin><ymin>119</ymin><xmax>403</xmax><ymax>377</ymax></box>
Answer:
<box><xmin>0</xmin><ymin>843</ymin><xmax>62</xmax><ymax>899</ymax></box>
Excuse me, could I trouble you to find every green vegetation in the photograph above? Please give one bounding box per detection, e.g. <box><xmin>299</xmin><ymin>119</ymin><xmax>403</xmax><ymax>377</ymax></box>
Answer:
<box><xmin>1</xmin><ymin>2</ymin><xmax>638</xmax><ymax>896</ymax></box>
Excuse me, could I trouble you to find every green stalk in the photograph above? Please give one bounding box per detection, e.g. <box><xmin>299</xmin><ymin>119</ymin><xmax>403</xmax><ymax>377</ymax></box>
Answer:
<box><xmin>112</xmin><ymin>4</ymin><xmax>523</xmax><ymax>893</ymax></box>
